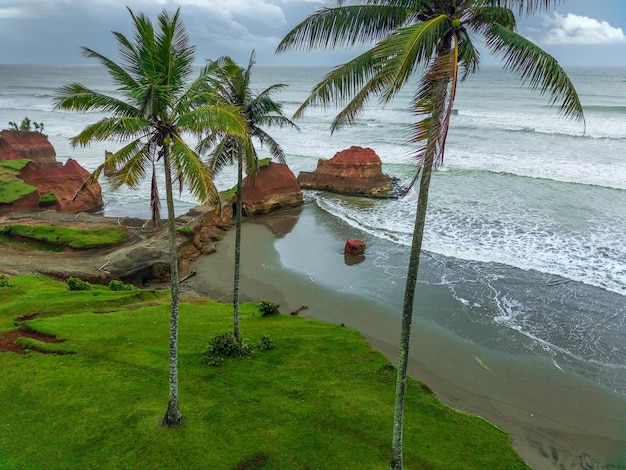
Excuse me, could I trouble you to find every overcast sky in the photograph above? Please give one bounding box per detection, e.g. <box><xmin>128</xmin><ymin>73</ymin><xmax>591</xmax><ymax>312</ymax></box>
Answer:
<box><xmin>1</xmin><ymin>0</ymin><xmax>624</xmax><ymax>67</ymax></box>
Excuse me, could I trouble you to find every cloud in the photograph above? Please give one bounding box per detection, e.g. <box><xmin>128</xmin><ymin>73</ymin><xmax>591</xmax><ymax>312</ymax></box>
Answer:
<box><xmin>541</xmin><ymin>12</ymin><xmax>626</xmax><ymax>45</ymax></box>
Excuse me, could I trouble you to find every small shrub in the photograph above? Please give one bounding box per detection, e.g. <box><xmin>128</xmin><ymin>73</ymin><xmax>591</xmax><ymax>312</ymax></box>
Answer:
<box><xmin>202</xmin><ymin>332</ymin><xmax>253</xmax><ymax>366</ymax></box>
<box><xmin>108</xmin><ymin>279</ymin><xmax>136</xmax><ymax>291</ymax></box>
<box><xmin>259</xmin><ymin>300</ymin><xmax>279</xmax><ymax>316</ymax></box>
<box><xmin>67</xmin><ymin>277</ymin><xmax>91</xmax><ymax>291</ymax></box>
<box><xmin>0</xmin><ymin>273</ymin><xmax>15</xmax><ymax>288</ymax></box>
<box><xmin>257</xmin><ymin>334</ymin><xmax>274</xmax><ymax>351</ymax></box>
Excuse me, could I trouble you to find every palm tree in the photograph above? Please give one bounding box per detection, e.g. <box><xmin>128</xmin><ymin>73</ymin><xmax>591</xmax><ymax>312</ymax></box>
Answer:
<box><xmin>54</xmin><ymin>8</ymin><xmax>249</xmax><ymax>427</ymax></box>
<box><xmin>200</xmin><ymin>51</ymin><xmax>299</xmax><ymax>343</ymax></box>
<box><xmin>276</xmin><ymin>1</ymin><xmax>584</xmax><ymax>468</ymax></box>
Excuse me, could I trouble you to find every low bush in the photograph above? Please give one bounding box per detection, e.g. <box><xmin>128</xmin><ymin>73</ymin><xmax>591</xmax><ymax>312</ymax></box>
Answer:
<box><xmin>201</xmin><ymin>331</ymin><xmax>276</xmax><ymax>367</ymax></box>
<box><xmin>202</xmin><ymin>332</ymin><xmax>253</xmax><ymax>366</ymax></box>
<box><xmin>258</xmin><ymin>300</ymin><xmax>279</xmax><ymax>316</ymax></box>
<box><xmin>257</xmin><ymin>334</ymin><xmax>274</xmax><ymax>351</ymax></box>
<box><xmin>0</xmin><ymin>273</ymin><xmax>15</xmax><ymax>288</ymax></box>
<box><xmin>108</xmin><ymin>280</ymin><xmax>136</xmax><ymax>291</ymax></box>
<box><xmin>67</xmin><ymin>277</ymin><xmax>91</xmax><ymax>291</ymax></box>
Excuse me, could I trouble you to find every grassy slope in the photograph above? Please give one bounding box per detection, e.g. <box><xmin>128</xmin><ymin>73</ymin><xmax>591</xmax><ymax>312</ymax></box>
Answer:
<box><xmin>0</xmin><ymin>224</ymin><xmax>128</xmax><ymax>250</ymax></box>
<box><xmin>0</xmin><ymin>276</ymin><xmax>529</xmax><ymax>470</ymax></box>
<box><xmin>0</xmin><ymin>159</ymin><xmax>37</xmax><ymax>203</ymax></box>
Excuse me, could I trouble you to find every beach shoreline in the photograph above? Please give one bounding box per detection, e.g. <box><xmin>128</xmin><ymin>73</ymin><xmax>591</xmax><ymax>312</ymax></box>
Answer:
<box><xmin>182</xmin><ymin>204</ymin><xmax>626</xmax><ymax>470</ymax></box>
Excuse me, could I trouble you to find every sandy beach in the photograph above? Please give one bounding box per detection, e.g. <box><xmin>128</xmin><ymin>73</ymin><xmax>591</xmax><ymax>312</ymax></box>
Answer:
<box><xmin>182</xmin><ymin>204</ymin><xmax>626</xmax><ymax>470</ymax></box>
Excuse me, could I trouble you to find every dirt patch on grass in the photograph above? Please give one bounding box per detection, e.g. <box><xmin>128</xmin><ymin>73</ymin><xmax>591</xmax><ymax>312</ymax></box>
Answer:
<box><xmin>0</xmin><ymin>324</ymin><xmax>65</xmax><ymax>354</ymax></box>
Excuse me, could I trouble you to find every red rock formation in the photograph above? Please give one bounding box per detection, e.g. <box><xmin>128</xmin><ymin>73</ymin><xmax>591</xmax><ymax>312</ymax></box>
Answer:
<box><xmin>298</xmin><ymin>146</ymin><xmax>393</xmax><ymax>197</ymax></box>
<box><xmin>239</xmin><ymin>162</ymin><xmax>303</xmax><ymax>215</ymax></box>
<box><xmin>0</xmin><ymin>191</ymin><xmax>39</xmax><ymax>216</ymax></box>
<box><xmin>21</xmin><ymin>159</ymin><xmax>103</xmax><ymax>213</ymax></box>
<box><xmin>0</xmin><ymin>136</ymin><xmax>24</xmax><ymax>161</ymax></box>
<box><xmin>0</xmin><ymin>130</ymin><xmax>60</xmax><ymax>168</ymax></box>
<box><xmin>345</xmin><ymin>238</ymin><xmax>366</xmax><ymax>256</ymax></box>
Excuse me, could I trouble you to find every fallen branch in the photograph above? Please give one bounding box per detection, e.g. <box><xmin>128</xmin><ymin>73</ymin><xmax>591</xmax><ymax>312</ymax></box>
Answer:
<box><xmin>97</xmin><ymin>261</ymin><xmax>110</xmax><ymax>271</ymax></box>
<box><xmin>290</xmin><ymin>305</ymin><xmax>308</xmax><ymax>316</ymax></box>
<box><xmin>180</xmin><ymin>270</ymin><xmax>198</xmax><ymax>283</ymax></box>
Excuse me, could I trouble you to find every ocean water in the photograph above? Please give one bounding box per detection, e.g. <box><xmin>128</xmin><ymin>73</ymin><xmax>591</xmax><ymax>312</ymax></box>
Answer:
<box><xmin>1</xmin><ymin>63</ymin><xmax>625</xmax><ymax>395</ymax></box>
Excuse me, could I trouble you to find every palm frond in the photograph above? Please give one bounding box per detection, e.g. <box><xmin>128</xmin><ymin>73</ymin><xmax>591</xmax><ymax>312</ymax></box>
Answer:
<box><xmin>255</xmin><ymin>128</ymin><xmax>286</xmax><ymax>164</ymax></box>
<box><xmin>109</xmin><ymin>139</ymin><xmax>153</xmax><ymax>189</ymax></box>
<box><xmin>206</xmin><ymin>136</ymin><xmax>237</xmax><ymax>176</ymax></box>
<box><xmin>178</xmin><ymin>104</ymin><xmax>249</xmax><ymax>137</ymax></box>
<box><xmin>468</xmin><ymin>5</ymin><xmax>517</xmax><ymax>32</ymax></box>
<box><xmin>487</xmin><ymin>0</ymin><xmax>566</xmax><ymax>17</ymax></box>
<box><xmin>485</xmin><ymin>24</ymin><xmax>585</xmax><ymax>122</ymax></box>
<box><xmin>69</xmin><ymin>117</ymin><xmax>150</xmax><ymax>147</ymax></box>
<box><xmin>456</xmin><ymin>30</ymin><xmax>480</xmax><ymax>80</ymax></box>
<box><xmin>292</xmin><ymin>48</ymin><xmax>382</xmax><ymax>121</ymax></box>
<box><xmin>170</xmin><ymin>134</ymin><xmax>218</xmax><ymax>204</ymax></box>
<box><xmin>375</xmin><ymin>14</ymin><xmax>451</xmax><ymax>102</ymax></box>
<box><xmin>150</xmin><ymin>156</ymin><xmax>161</xmax><ymax>222</ymax></box>
<box><xmin>412</xmin><ymin>44</ymin><xmax>459</xmax><ymax>170</ymax></box>
<box><xmin>276</xmin><ymin>5</ymin><xmax>415</xmax><ymax>53</ymax></box>
<box><xmin>53</xmin><ymin>83</ymin><xmax>139</xmax><ymax>116</ymax></box>
<box><xmin>80</xmin><ymin>46</ymin><xmax>139</xmax><ymax>93</ymax></box>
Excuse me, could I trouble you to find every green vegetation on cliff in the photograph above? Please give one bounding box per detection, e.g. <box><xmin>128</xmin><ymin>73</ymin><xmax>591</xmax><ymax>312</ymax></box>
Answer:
<box><xmin>0</xmin><ymin>275</ymin><xmax>529</xmax><ymax>470</ymax></box>
<box><xmin>0</xmin><ymin>179</ymin><xmax>37</xmax><ymax>204</ymax></box>
<box><xmin>0</xmin><ymin>159</ymin><xmax>37</xmax><ymax>204</ymax></box>
<box><xmin>0</xmin><ymin>224</ymin><xmax>127</xmax><ymax>250</ymax></box>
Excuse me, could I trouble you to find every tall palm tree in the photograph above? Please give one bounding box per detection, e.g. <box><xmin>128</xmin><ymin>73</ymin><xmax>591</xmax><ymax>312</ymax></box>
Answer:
<box><xmin>54</xmin><ymin>8</ymin><xmax>248</xmax><ymax>427</ymax></box>
<box><xmin>200</xmin><ymin>51</ymin><xmax>299</xmax><ymax>343</ymax></box>
<box><xmin>276</xmin><ymin>1</ymin><xmax>584</xmax><ymax>468</ymax></box>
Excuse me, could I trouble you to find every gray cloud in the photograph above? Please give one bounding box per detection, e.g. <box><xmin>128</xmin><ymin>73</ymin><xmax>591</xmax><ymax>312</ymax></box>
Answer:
<box><xmin>1</xmin><ymin>1</ymin><xmax>624</xmax><ymax>66</ymax></box>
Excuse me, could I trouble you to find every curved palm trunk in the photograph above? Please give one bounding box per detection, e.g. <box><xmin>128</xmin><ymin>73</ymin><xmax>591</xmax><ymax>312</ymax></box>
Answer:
<box><xmin>390</xmin><ymin>156</ymin><xmax>433</xmax><ymax>469</ymax></box>
<box><xmin>390</xmin><ymin>79</ymin><xmax>448</xmax><ymax>470</ymax></box>
<box><xmin>162</xmin><ymin>149</ymin><xmax>183</xmax><ymax>426</ymax></box>
<box><xmin>233</xmin><ymin>151</ymin><xmax>243</xmax><ymax>342</ymax></box>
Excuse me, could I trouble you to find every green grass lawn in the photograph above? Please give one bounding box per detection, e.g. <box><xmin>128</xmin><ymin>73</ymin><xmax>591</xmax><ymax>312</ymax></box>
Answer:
<box><xmin>0</xmin><ymin>275</ymin><xmax>529</xmax><ymax>469</ymax></box>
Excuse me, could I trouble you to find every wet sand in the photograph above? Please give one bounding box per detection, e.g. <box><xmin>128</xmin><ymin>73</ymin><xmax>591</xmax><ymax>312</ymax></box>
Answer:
<box><xmin>183</xmin><ymin>205</ymin><xmax>626</xmax><ymax>470</ymax></box>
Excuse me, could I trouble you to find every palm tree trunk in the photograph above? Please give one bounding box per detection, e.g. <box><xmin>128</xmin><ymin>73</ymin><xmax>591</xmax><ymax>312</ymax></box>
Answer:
<box><xmin>390</xmin><ymin>79</ymin><xmax>448</xmax><ymax>470</ymax></box>
<box><xmin>161</xmin><ymin>149</ymin><xmax>183</xmax><ymax>426</ymax></box>
<box><xmin>233</xmin><ymin>151</ymin><xmax>243</xmax><ymax>343</ymax></box>
<box><xmin>390</xmin><ymin>150</ymin><xmax>434</xmax><ymax>470</ymax></box>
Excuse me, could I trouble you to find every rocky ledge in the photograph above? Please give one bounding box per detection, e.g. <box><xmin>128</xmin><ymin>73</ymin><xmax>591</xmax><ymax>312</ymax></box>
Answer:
<box><xmin>297</xmin><ymin>146</ymin><xmax>394</xmax><ymax>198</ymax></box>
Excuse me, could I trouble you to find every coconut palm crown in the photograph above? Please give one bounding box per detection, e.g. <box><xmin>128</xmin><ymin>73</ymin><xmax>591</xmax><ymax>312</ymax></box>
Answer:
<box><xmin>54</xmin><ymin>7</ymin><xmax>249</xmax><ymax>427</ymax></box>
<box><xmin>277</xmin><ymin>1</ymin><xmax>584</xmax><ymax>468</ymax></box>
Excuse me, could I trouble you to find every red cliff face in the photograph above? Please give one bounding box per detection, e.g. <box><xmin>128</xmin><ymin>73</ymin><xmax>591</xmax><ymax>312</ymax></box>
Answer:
<box><xmin>0</xmin><ymin>130</ymin><xmax>103</xmax><ymax>215</ymax></box>
<box><xmin>239</xmin><ymin>162</ymin><xmax>303</xmax><ymax>215</ymax></box>
<box><xmin>0</xmin><ymin>130</ymin><xmax>59</xmax><ymax>168</ymax></box>
<box><xmin>297</xmin><ymin>146</ymin><xmax>393</xmax><ymax>197</ymax></box>
<box><xmin>20</xmin><ymin>159</ymin><xmax>103</xmax><ymax>213</ymax></box>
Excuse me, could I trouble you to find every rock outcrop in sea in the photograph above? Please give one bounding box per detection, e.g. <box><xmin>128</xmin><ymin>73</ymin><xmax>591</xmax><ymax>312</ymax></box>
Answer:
<box><xmin>238</xmin><ymin>161</ymin><xmax>303</xmax><ymax>215</ymax></box>
<box><xmin>297</xmin><ymin>146</ymin><xmax>394</xmax><ymax>198</ymax></box>
<box><xmin>0</xmin><ymin>130</ymin><xmax>103</xmax><ymax>215</ymax></box>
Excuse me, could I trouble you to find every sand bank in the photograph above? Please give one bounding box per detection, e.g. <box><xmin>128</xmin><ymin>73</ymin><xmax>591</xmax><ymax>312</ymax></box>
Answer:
<box><xmin>183</xmin><ymin>205</ymin><xmax>626</xmax><ymax>470</ymax></box>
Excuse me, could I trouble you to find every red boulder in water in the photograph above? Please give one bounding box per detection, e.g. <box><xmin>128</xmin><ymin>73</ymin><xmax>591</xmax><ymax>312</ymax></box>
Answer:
<box><xmin>345</xmin><ymin>238</ymin><xmax>366</xmax><ymax>256</ymax></box>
